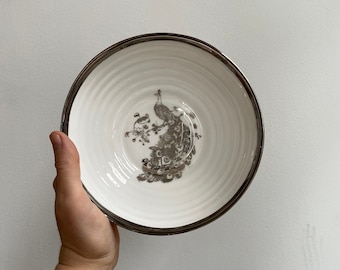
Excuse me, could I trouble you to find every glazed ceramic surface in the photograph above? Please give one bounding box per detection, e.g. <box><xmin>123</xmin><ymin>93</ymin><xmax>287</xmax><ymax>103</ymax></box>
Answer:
<box><xmin>62</xmin><ymin>33</ymin><xmax>264</xmax><ymax>234</ymax></box>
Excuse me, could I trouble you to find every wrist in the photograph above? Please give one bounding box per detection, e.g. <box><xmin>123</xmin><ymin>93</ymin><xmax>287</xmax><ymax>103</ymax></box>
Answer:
<box><xmin>56</xmin><ymin>246</ymin><xmax>116</xmax><ymax>270</ymax></box>
<box><xmin>55</xmin><ymin>264</ymin><xmax>114</xmax><ymax>270</ymax></box>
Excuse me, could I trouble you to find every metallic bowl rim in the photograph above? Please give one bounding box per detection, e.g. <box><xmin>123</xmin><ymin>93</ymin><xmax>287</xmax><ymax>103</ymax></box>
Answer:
<box><xmin>61</xmin><ymin>32</ymin><xmax>264</xmax><ymax>235</ymax></box>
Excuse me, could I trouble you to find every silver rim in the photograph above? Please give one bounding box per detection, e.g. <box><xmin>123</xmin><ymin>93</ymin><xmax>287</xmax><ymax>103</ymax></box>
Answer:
<box><xmin>61</xmin><ymin>33</ymin><xmax>264</xmax><ymax>235</ymax></box>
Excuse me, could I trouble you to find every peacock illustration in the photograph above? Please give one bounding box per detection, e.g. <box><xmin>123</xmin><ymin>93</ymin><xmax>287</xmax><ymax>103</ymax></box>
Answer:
<box><xmin>125</xmin><ymin>89</ymin><xmax>201</xmax><ymax>183</ymax></box>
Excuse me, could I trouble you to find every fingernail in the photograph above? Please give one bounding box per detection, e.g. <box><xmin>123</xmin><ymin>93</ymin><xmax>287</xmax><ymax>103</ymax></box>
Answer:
<box><xmin>50</xmin><ymin>132</ymin><xmax>62</xmax><ymax>148</ymax></box>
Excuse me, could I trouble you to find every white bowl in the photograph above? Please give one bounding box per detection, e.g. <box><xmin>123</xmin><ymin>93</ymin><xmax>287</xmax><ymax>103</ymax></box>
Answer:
<box><xmin>61</xmin><ymin>33</ymin><xmax>264</xmax><ymax>235</ymax></box>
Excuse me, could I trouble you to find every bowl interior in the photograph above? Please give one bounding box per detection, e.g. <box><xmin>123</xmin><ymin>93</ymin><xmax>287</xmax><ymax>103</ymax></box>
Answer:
<box><xmin>64</xmin><ymin>35</ymin><xmax>263</xmax><ymax>234</ymax></box>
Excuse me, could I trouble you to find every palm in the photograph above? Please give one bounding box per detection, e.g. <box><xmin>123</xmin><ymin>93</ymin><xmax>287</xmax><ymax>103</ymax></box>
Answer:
<box><xmin>56</xmin><ymin>189</ymin><xmax>119</xmax><ymax>263</ymax></box>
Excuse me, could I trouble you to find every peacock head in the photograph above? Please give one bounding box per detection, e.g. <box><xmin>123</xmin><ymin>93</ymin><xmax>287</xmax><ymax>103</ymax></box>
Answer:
<box><xmin>154</xmin><ymin>89</ymin><xmax>161</xmax><ymax>97</ymax></box>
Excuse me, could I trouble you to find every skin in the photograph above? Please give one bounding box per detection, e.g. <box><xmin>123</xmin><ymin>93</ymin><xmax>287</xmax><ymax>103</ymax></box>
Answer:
<box><xmin>50</xmin><ymin>131</ymin><xmax>120</xmax><ymax>270</ymax></box>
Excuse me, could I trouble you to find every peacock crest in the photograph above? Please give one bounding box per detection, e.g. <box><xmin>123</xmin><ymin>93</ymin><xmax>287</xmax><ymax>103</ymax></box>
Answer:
<box><xmin>125</xmin><ymin>89</ymin><xmax>201</xmax><ymax>183</ymax></box>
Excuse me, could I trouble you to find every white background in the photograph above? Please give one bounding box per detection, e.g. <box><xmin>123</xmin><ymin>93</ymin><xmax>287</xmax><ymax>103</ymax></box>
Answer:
<box><xmin>1</xmin><ymin>1</ymin><xmax>340</xmax><ymax>269</ymax></box>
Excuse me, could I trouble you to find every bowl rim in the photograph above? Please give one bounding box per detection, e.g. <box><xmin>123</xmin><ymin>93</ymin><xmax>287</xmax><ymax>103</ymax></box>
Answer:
<box><xmin>61</xmin><ymin>32</ymin><xmax>264</xmax><ymax>235</ymax></box>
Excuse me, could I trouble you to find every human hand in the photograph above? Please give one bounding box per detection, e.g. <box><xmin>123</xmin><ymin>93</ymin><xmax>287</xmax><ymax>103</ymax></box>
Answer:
<box><xmin>50</xmin><ymin>131</ymin><xmax>119</xmax><ymax>270</ymax></box>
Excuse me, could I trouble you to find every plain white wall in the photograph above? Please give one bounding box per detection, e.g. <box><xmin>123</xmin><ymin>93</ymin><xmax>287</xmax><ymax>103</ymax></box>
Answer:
<box><xmin>1</xmin><ymin>1</ymin><xmax>340</xmax><ymax>269</ymax></box>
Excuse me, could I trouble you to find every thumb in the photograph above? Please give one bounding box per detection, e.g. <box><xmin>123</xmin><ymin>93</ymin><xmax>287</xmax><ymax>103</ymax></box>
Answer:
<box><xmin>50</xmin><ymin>131</ymin><xmax>83</xmax><ymax>196</ymax></box>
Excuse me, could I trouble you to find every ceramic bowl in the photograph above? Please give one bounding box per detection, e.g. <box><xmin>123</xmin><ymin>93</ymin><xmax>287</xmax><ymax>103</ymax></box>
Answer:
<box><xmin>61</xmin><ymin>33</ymin><xmax>264</xmax><ymax>235</ymax></box>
